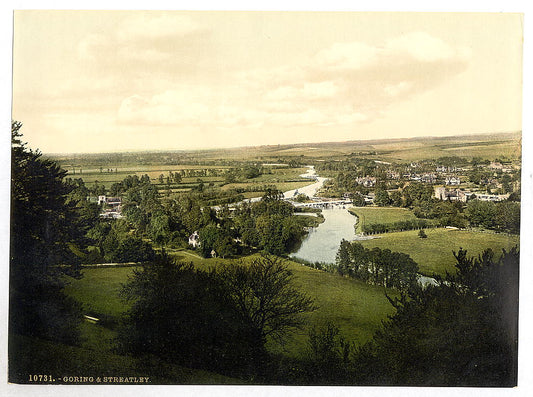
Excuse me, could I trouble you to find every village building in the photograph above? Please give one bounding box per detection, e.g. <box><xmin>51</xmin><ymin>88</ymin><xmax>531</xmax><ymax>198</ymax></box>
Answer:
<box><xmin>489</xmin><ymin>162</ymin><xmax>503</xmax><ymax>170</ymax></box>
<box><xmin>409</xmin><ymin>173</ymin><xmax>436</xmax><ymax>183</ymax></box>
<box><xmin>188</xmin><ymin>231</ymin><xmax>200</xmax><ymax>248</ymax></box>
<box><xmin>356</xmin><ymin>176</ymin><xmax>376</xmax><ymax>187</ymax></box>
<box><xmin>436</xmin><ymin>165</ymin><xmax>458</xmax><ymax>173</ymax></box>
<box><xmin>445</xmin><ymin>176</ymin><xmax>461</xmax><ymax>185</ymax></box>
<box><xmin>386</xmin><ymin>170</ymin><xmax>400</xmax><ymax>180</ymax></box>
<box><xmin>434</xmin><ymin>187</ymin><xmax>469</xmax><ymax>202</ymax></box>
<box><xmin>97</xmin><ymin>195</ymin><xmax>123</xmax><ymax>219</ymax></box>
<box><xmin>420</xmin><ymin>173</ymin><xmax>436</xmax><ymax>184</ymax></box>
<box><xmin>475</xmin><ymin>193</ymin><xmax>509</xmax><ymax>202</ymax></box>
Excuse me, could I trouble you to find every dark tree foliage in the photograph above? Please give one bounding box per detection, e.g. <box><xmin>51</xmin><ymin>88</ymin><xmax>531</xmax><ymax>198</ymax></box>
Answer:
<box><xmin>374</xmin><ymin>188</ymin><xmax>391</xmax><ymax>207</ymax></box>
<box><xmin>233</xmin><ymin>194</ymin><xmax>307</xmax><ymax>255</ymax></box>
<box><xmin>303</xmin><ymin>322</ymin><xmax>354</xmax><ymax>384</ymax></box>
<box><xmin>336</xmin><ymin>241</ymin><xmax>419</xmax><ymax>290</ymax></box>
<box><xmin>216</xmin><ymin>255</ymin><xmax>316</xmax><ymax>344</ymax></box>
<box><xmin>402</xmin><ymin>182</ymin><xmax>434</xmax><ymax>208</ymax></box>
<box><xmin>118</xmin><ymin>254</ymin><xmax>314</xmax><ymax>379</ymax></box>
<box><xmin>10</xmin><ymin>121</ymin><xmax>83</xmax><ymax>344</ymax></box>
<box><xmin>466</xmin><ymin>200</ymin><xmax>520</xmax><ymax>234</ymax></box>
<box><xmin>355</xmin><ymin>247</ymin><xmax>519</xmax><ymax>386</ymax></box>
<box><xmin>351</xmin><ymin>192</ymin><xmax>366</xmax><ymax>207</ymax></box>
<box><xmin>118</xmin><ymin>254</ymin><xmax>266</xmax><ymax>377</ymax></box>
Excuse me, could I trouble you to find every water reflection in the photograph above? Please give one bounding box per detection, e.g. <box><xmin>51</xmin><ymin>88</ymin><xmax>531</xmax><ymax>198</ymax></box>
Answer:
<box><xmin>290</xmin><ymin>207</ymin><xmax>358</xmax><ymax>264</ymax></box>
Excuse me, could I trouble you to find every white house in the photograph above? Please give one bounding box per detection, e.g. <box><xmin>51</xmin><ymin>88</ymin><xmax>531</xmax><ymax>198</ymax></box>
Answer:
<box><xmin>188</xmin><ymin>231</ymin><xmax>200</xmax><ymax>248</ymax></box>
<box><xmin>445</xmin><ymin>176</ymin><xmax>461</xmax><ymax>186</ymax></box>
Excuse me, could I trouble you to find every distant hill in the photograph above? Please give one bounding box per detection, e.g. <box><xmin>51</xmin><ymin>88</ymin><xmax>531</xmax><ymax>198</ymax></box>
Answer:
<box><xmin>46</xmin><ymin>131</ymin><xmax>521</xmax><ymax>165</ymax></box>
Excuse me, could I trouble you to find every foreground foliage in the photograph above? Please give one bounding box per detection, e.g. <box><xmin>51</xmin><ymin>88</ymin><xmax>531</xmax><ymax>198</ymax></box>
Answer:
<box><xmin>10</xmin><ymin>121</ymin><xmax>84</xmax><ymax>344</ymax></box>
<box><xmin>354</xmin><ymin>246</ymin><xmax>519</xmax><ymax>386</ymax></box>
<box><xmin>118</xmin><ymin>254</ymin><xmax>315</xmax><ymax>379</ymax></box>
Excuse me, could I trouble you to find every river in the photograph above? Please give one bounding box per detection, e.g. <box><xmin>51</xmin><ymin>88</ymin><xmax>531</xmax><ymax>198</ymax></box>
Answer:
<box><xmin>286</xmin><ymin>168</ymin><xmax>438</xmax><ymax>285</ymax></box>
<box><xmin>290</xmin><ymin>207</ymin><xmax>366</xmax><ymax>264</ymax></box>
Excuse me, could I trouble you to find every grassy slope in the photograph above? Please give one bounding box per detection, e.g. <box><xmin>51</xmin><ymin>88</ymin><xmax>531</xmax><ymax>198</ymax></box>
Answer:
<box><xmin>359</xmin><ymin>228</ymin><xmax>520</xmax><ymax>277</ymax></box>
<box><xmin>64</xmin><ymin>254</ymin><xmax>396</xmax><ymax>361</ymax></box>
<box><xmin>64</xmin><ymin>266</ymin><xmax>136</xmax><ymax>318</ymax></box>
<box><xmin>8</xmin><ymin>333</ymin><xmax>243</xmax><ymax>385</ymax></box>
<box><xmin>278</xmin><ymin>261</ymin><xmax>396</xmax><ymax>358</ymax></box>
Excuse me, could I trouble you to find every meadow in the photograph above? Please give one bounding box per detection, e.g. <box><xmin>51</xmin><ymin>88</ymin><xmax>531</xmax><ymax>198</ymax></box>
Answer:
<box><xmin>63</xmin><ymin>254</ymin><xmax>397</xmax><ymax>361</ymax></box>
<box><xmin>358</xmin><ymin>228</ymin><xmax>520</xmax><ymax>276</ymax></box>
<box><xmin>348</xmin><ymin>207</ymin><xmax>420</xmax><ymax>233</ymax></box>
<box><xmin>63</xmin><ymin>163</ymin><xmax>312</xmax><ymax>196</ymax></box>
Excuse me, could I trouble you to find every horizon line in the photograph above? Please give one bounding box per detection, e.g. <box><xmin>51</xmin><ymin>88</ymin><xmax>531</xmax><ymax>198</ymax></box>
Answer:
<box><xmin>42</xmin><ymin>129</ymin><xmax>521</xmax><ymax>157</ymax></box>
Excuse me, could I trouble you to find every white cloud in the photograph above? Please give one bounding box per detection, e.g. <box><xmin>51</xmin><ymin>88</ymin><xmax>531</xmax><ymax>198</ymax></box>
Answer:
<box><xmin>386</xmin><ymin>31</ymin><xmax>467</xmax><ymax>63</ymax></box>
<box><xmin>76</xmin><ymin>14</ymin><xmax>208</xmax><ymax>70</ymax></box>
<box><xmin>315</xmin><ymin>42</ymin><xmax>379</xmax><ymax>70</ymax></box>
<box><xmin>302</xmin><ymin>81</ymin><xmax>339</xmax><ymax>99</ymax></box>
<box><xmin>77</xmin><ymin>33</ymin><xmax>105</xmax><ymax>61</ymax></box>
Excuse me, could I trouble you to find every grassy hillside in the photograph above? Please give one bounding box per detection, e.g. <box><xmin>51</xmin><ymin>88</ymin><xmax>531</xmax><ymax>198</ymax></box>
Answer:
<box><xmin>8</xmin><ymin>333</ymin><xmax>243</xmax><ymax>385</ymax></box>
<box><xmin>64</xmin><ymin>254</ymin><xmax>397</xmax><ymax>362</ymax></box>
<box><xmin>359</xmin><ymin>228</ymin><xmax>520</xmax><ymax>277</ymax></box>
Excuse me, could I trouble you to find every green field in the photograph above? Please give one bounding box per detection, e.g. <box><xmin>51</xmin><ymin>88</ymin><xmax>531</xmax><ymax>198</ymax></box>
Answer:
<box><xmin>358</xmin><ymin>228</ymin><xmax>520</xmax><ymax>277</ymax></box>
<box><xmin>68</xmin><ymin>164</ymin><xmax>313</xmax><ymax>194</ymax></box>
<box><xmin>64</xmin><ymin>253</ymin><xmax>397</xmax><ymax>360</ymax></box>
<box><xmin>349</xmin><ymin>207</ymin><xmax>420</xmax><ymax>233</ymax></box>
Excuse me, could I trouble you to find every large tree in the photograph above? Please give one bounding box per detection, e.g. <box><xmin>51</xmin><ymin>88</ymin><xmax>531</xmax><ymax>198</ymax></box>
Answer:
<box><xmin>118</xmin><ymin>254</ymin><xmax>269</xmax><ymax>377</ymax></box>
<box><xmin>10</xmin><ymin>121</ymin><xmax>84</xmax><ymax>344</ymax></box>
<box><xmin>216</xmin><ymin>255</ymin><xmax>316</xmax><ymax>343</ymax></box>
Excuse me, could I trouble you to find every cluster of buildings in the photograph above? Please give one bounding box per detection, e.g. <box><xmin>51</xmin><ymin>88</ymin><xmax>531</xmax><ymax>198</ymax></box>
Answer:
<box><xmin>404</xmin><ymin>173</ymin><xmax>437</xmax><ymax>184</ymax></box>
<box><xmin>434</xmin><ymin>187</ymin><xmax>508</xmax><ymax>203</ymax></box>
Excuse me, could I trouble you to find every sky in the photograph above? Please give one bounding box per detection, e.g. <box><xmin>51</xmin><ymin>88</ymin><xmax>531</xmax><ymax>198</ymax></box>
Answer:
<box><xmin>12</xmin><ymin>11</ymin><xmax>523</xmax><ymax>153</ymax></box>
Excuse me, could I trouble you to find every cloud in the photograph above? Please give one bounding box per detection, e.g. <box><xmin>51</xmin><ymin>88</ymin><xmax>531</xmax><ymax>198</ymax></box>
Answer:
<box><xmin>116</xmin><ymin>31</ymin><xmax>471</xmax><ymax>131</ymax></box>
<box><xmin>315</xmin><ymin>42</ymin><xmax>379</xmax><ymax>70</ymax></box>
<box><xmin>384</xmin><ymin>81</ymin><xmax>413</xmax><ymax>97</ymax></box>
<box><xmin>76</xmin><ymin>14</ymin><xmax>209</xmax><ymax>72</ymax></box>
<box><xmin>386</xmin><ymin>31</ymin><xmax>470</xmax><ymax>63</ymax></box>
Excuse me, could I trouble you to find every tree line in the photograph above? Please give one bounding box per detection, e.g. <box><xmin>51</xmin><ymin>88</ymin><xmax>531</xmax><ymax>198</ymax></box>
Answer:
<box><xmin>359</xmin><ymin>218</ymin><xmax>436</xmax><ymax>235</ymax></box>
<box><xmin>336</xmin><ymin>241</ymin><xmax>419</xmax><ymax>289</ymax></box>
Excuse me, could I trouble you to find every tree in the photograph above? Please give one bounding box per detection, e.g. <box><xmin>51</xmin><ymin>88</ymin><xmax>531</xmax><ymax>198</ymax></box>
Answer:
<box><xmin>466</xmin><ymin>199</ymin><xmax>496</xmax><ymax>228</ymax></box>
<box><xmin>10</xmin><ymin>121</ymin><xmax>83</xmax><ymax>344</ymax></box>
<box><xmin>495</xmin><ymin>201</ymin><xmax>520</xmax><ymax>234</ymax></box>
<box><xmin>149</xmin><ymin>211</ymin><xmax>171</xmax><ymax>247</ymax></box>
<box><xmin>374</xmin><ymin>188</ymin><xmax>391</xmax><ymax>207</ymax></box>
<box><xmin>356</xmin><ymin>247</ymin><xmax>519</xmax><ymax>386</ymax></box>
<box><xmin>418</xmin><ymin>229</ymin><xmax>427</xmax><ymax>238</ymax></box>
<box><xmin>295</xmin><ymin>193</ymin><xmax>310</xmax><ymax>203</ymax></box>
<box><xmin>304</xmin><ymin>322</ymin><xmax>354</xmax><ymax>384</ymax></box>
<box><xmin>118</xmin><ymin>254</ymin><xmax>264</xmax><ymax>377</ymax></box>
<box><xmin>216</xmin><ymin>255</ymin><xmax>316</xmax><ymax>343</ymax></box>
<box><xmin>390</xmin><ymin>190</ymin><xmax>403</xmax><ymax>207</ymax></box>
<box><xmin>351</xmin><ymin>192</ymin><xmax>365</xmax><ymax>207</ymax></box>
